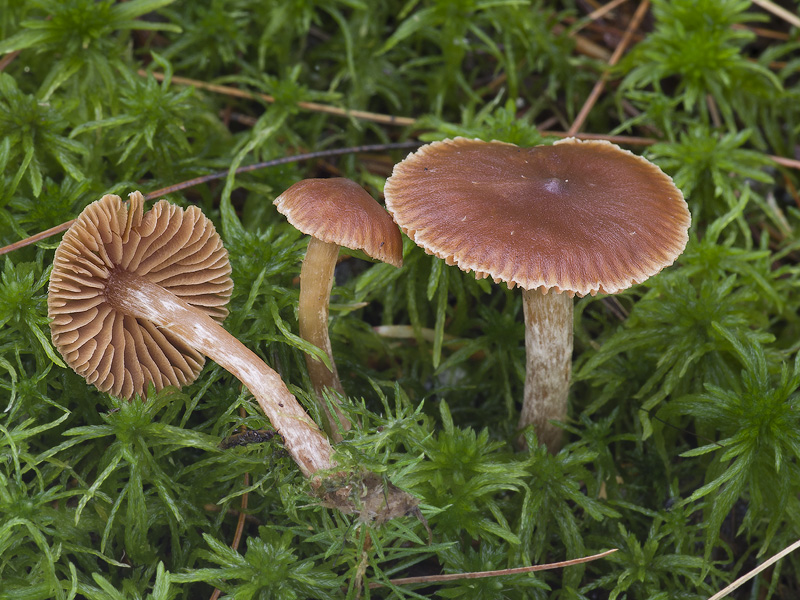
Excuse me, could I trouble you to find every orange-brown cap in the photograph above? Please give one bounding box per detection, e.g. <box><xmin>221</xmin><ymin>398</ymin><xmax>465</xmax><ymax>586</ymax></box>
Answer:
<box><xmin>384</xmin><ymin>137</ymin><xmax>690</xmax><ymax>297</ymax></box>
<box><xmin>274</xmin><ymin>178</ymin><xmax>403</xmax><ymax>268</ymax></box>
<box><xmin>48</xmin><ymin>192</ymin><xmax>233</xmax><ymax>399</ymax></box>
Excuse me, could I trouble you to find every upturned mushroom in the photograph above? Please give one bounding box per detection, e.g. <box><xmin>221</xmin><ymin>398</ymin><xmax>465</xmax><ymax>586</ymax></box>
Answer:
<box><xmin>47</xmin><ymin>191</ymin><xmax>336</xmax><ymax>477</ymax></box>
<box><xmin>384</xmin><ymin>137</ymin><xmax>690</xmax><ymax>452</ymax></box>
<box><xmin>48</xmin><ymin>191</ymin><xmax>419</xmax><ymax>520</ymax></box>
<box><xmin>274</xmin><ymin>178</ymin><xmax>403</xmax><ymax>441</ymax></box>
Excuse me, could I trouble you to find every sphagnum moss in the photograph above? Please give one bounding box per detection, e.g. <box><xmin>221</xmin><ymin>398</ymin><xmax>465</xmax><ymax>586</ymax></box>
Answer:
<box><xmin>1</xmin><ymin>0</ymin><xmax>800</xmax><ymax>597</ymax></box>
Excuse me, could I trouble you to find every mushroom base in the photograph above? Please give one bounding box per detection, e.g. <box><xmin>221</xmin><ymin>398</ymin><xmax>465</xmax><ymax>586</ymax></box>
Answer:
<box><xmin>318</xmin><ymin>471</ymin><xmax>422</xmax><ymax>526</ymax></box>
<box><xmin>518</xmin><ymin>289</ymin><xmax>573</xmax><ymax>452</ymax></box>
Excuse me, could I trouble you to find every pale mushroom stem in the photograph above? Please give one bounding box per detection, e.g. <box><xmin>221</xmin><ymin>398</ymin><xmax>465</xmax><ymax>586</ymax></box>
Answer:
<box><xmin>107</xmin><ymin>268</ymin><xmax>336</xmax><ymax>479</ymax></box>
<box><xmin>298</xmin><ymin>236</ymin><xmax>352</xmax><ymax>442</ymax></box>
<box><xmin>519</xmin><ymin>289</ymin><xmax>573</xmax><ymax>453</ymax></box>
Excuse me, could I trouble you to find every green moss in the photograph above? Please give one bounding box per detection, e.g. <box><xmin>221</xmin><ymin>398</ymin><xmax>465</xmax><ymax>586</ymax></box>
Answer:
<box><xmin>1</xmin><ymin>1</ymin><xmax>799</xmax><ymax>598</ymax></box>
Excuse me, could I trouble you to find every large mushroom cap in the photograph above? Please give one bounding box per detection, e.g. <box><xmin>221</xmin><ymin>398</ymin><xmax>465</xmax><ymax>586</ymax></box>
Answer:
<box><xmin>274</xmin><ymin>178</ymin><xmax>403</xmax><ymax>267</ymax></box>
<box><xmin>48</xmin><ymin>192</ymin><xmax>233</xmax><ymax>399</ymax></box>
<box><xmin>384</xmin><ymin>137</ymin><xmax>691</xmax><ymax>297</ymax></box>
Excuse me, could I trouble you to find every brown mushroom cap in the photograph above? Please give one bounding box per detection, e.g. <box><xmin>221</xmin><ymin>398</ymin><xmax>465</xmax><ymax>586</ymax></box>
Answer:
<box><xmin>274</xmin><ymin>178</ymin><xmax>403</xmax><ymax>267</ymax></box>
<box><xmin>384</xmin><ymin>137</ymin><xmax>690</xmax><ymax>297</ymax></box>
<box><xmin>48</xmin><ymin>192</ymin><xmax>233</xmax><ymax>399</ymax></box>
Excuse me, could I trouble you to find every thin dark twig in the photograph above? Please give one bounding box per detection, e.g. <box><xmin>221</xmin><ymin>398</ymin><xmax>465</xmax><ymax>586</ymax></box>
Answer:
<box><xmin>211</xmin><ymin>403</ymin><xmax>254</xmax><ymax>600</ymax></box>
<box><xmin>210</xmin><ymin>472</ymin><xmax>250</xmax><ymax>600</ymax></box>
<box><xmin>231</xmin><ymin>476</ymin><xmax>250</xmax><ymax>551</ymax></box>
<box><xmin>143</xmin><ymin>71</ymin><xmax>418</xmax><ymax>127</ymax></box>
<box><xmin>750</xmin><ymin>0</ymin><xmax>800</xmax><ymax>29</ymax></box>
<box><xmin>708</xmin><ymin>538</ymin><xmax>800</xmax><ymax>600</ymax></box>
<box><xmin>571</xmin><ymin>0</ymin><xmax>630</xmax><ymax>34</ymax></box>
<box><xmin>1</xmin><ymin>15</ymin><xmax>50</xmax><ymax>72</ymax></box>
<box><xmin>368</xmin><ymin>548</ymin><xmax>618</xmax><ymax>589</ymax></box>
<box><xmin>0</xmin><ymin>50</ymin><xmax>20</xmax><ymax>72</ymax></box>
<box><xmin>0</xmin><ymin>141</ymin><xmax>422</xmax><ymax>256</ymax></box>
<box><xmin>638</xmin><ymin>408</ymin><xmax>725</xmax><ymax>448</ymax></box>
<box><xmin>1</xmin><ymin>221</ymin><xmax>77</xmax><ymax>255</ymax></box>
<box><xmin>567</xmin><ymin>0</ymin><xmax>651</xmax><ymax>136</ymax></box>
<box><xmin>149</xmin><ymin>141</ymin><xmax>421</xmax><ymax>197</ymax></box>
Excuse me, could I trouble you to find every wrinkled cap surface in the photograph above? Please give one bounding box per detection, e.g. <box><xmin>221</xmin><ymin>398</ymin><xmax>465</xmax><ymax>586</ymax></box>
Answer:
<box><xmin>384</xmin><ymin>137</ymin><xmax>691</xmax><ymax>296</ymax></box>
<box><xmin>48</xmin><ymin>192</ymin><xmax>233</xmax><ymax>399</ymax></box>
<box><xmin>274</xmin><ymin>178</ymin><xmax>403</xmax><ymax>267</ymax></box>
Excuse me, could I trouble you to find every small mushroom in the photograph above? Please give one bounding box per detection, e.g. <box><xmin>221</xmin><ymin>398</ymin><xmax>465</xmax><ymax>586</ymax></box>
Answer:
<box><xmin>384</xmin><ymin>137</ymin><xmax>690</xmax><ymax>452</ymax></box>
<box><xmin>274</xmin><ymin>178</ymin><xmax>403</xmax><ymax>441</ymax></box>
<box><xmin>47</xmin><ymin>191</ymin><xmax>335</xmax><ymax>478</ymax></box>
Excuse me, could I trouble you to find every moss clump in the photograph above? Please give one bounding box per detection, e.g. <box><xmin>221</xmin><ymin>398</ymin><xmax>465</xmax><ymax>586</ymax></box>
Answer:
<box><xmin>1</xmin><ymin>1</ymin><xmax>800</xmax><ymax>598</ymax></box>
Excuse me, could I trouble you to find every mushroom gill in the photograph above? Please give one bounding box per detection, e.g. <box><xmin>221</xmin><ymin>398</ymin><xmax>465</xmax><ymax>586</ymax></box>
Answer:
<box><xmin>48</xmin><ymin>191</ymin><xmax>232</xmax><ymax>399</ymax></box>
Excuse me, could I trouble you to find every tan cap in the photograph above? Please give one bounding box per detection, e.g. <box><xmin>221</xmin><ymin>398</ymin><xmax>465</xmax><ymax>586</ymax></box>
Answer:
<box><xmin>48</xmin><ymin>192</ymin><xmax>233</xmax><ymax>399</ymax></box>
<box><xmin>274</xmin><ymin>178</ymin><xmax>403</xmax><ymax>267</ymax></box>
<box><xmin>384</xmin><ymin>137</ymin><xmax>690</xmax><ymax>297</ymax></box>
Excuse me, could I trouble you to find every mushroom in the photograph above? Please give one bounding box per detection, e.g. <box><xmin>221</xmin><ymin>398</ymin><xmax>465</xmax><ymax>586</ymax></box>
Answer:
<box><xmin>47</xmin><ymin>191</ymin><xmax>336</xmax><ymax>478</ymax></box>
<box><xmin>48</xmin><ymin>191</ymin><xmax>419</xmax><ymax>522</ymax></box>
<box><xmin>384</xmin><ymin>137</ymin><xmax>690</xmax><ymax>452</ymax></box>
<box><xmin>274</xmin><ymin>178</ymin><xmax>403</xmax><ymax>442</ymax></box>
